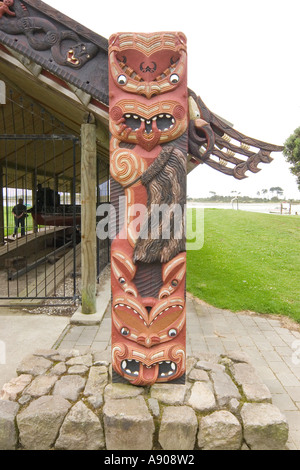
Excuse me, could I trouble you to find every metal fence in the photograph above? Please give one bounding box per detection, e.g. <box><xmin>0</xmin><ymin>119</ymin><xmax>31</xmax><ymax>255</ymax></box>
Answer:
<box><xmin>0</xmin><ymin>87</ymin><xmax>110</xmax><ymax>307</ymax></box>
<box><xmin>0</xmin><ymin>88</ymin><xmax>81</xmax><ymax>306</ymax></box>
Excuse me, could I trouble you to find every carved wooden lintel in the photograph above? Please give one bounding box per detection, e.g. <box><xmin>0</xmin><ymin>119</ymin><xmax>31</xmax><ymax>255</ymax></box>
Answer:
<box><xmin>0</xmin><ymin>0</ymin><xmax>108</xmax><ymax>104</ymax></box>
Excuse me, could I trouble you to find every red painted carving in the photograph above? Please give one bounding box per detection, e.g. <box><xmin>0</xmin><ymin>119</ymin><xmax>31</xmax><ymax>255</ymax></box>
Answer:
<box><xmin>0</xmin><ymin>0</ymin><xmax>15</xmax><ymax>18</ymax></box>
<box><xmin>109</xmin><ymin>32</ymin><xmax>188</xmax><ymax>385</ymax></box>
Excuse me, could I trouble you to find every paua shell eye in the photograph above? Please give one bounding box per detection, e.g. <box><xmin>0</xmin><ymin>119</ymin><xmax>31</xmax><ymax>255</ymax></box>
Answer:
<box><xmin>121</xmin><ymin>327</ymin><xmax>130</xmax><ymax>336</ymax></box>
<box><xmin>170</xmin><ymin>73</ymin><xmax>179</xmax><ymax>84</ymax></box>
<box><xmin>117</xmin><ymin>74</ymin><xmax>127</xmax><ymax>85</ymax></box>
<box><xmin>171</xmin><ymin>279</ymin><xmax>178</xmax><ymax>287</ymax></box>
<box><xmin>119</xmin><ymin>277</ymin><xmax>126</xmax><ymax>284</ymax></box>
<box><xmin>168</xmin><ymin>328</ymin><xmax>177</xmax><ymax>337</ymax></box>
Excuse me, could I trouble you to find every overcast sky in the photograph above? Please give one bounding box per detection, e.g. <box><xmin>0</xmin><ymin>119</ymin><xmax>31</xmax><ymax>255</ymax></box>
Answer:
<box><xmin>46</xmin><ymin>0</ymin><xmax>300</xmax><ymax>199</ymax></box>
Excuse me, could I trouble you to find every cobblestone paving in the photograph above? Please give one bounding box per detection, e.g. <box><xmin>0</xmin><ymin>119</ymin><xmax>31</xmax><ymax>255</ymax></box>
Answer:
<box><xmin>56</xmin><ymin>295</ymin><xmax>300</xmax><ymax>450</ymax></box>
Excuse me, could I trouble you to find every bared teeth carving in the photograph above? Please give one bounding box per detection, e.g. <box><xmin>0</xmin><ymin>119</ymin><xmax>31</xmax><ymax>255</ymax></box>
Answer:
<box><xmin>109</xmin><ymin>32</ymin><xmax>188</xmax><ymax>386</ymax></box>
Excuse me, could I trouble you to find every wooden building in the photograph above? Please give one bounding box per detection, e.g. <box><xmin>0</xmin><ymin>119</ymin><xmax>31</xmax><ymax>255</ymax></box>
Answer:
<box><xmin>0</xmin><ymin>0</ymin><xmax>110</xmax><ymax>310</ymax></box>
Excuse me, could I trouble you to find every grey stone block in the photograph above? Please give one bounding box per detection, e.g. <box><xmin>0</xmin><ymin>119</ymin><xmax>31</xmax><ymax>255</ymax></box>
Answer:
<box><xmin>103</xmin><ymin>396</ymin><xmax>154</xmax><ymax>450</ymax></box>
<box><xmin>83</xmin><ymin>366</ymin><xmax>108</xmax><ymax>397</ymax></box>
<box><xmin>211</xmin><ymin>370</ymin><xmax>241</xmax><ymax>406</ymax></box>
<box><xmin>223</xmin><ymin>351</ymin><xmax>252</xmax><ymax>363</ymax></box>
<box><xmin>188</xmin><ymin>368</ymin><xmax>210</xmax><ymax>382</ymax></box>
<box><xmin>230</xmin><ymin>362</ymin><xmax>272</xmax><ymax>402</ymax></box>
<box><xmin>241</xmin><ymin>403</ymin><xmax>289</xmax><ymax>450</ymax></box>
<box><xmin>104</xmin><ymin>383</ymin><xmax>144</xmax><ymax>400</ymax></box>
<box><xmin>68</xmin><ymin>364</ymin><xmax>88</xmax><ymax>375</ymax></box>
<box><xmin>0</xmin><ymin>400</ymin><xmax>19</xmax><ymax>450</ymax></box>
<box><xmin>187</xmin><ymin>381</ymin><xmax>216</xmax><ymax>412</ymax></box>
<box><xmin>53</xmin><ymin>375</ymin><xmax>86</xmax><ymax>401</ymax></box>
<box><xmin>17</xmin><ymin>396</ymin><xmax>71</xmax><ymax>450</ymax></box>
<box><xmin>0</xmin><ymin>375</ymin><xmax>32</xmax><ymax>401</ymax></box>
<box><xmin>49</xmin><ymin>362</ymin><xmax>67</xmax><ymax>376</ymax></box>
<box><xmin>16</xmin><ymin>354</ymin><xmax>52</xmax><ymax>376</ymax></box>
<box><xmin>231</xmin><ymin>362</ymin><xmax>263</xmax><ymax>385</ymax></box>
<box><xmin>198</xmin><ymin>410</ymin><xmax>242</xmax><ymax>450</ymax></box>
<box><xmin>159</xmin><ymin>406</ymin><xmax>197</xmax><ymax>450</ymax></box>
<box><xmin>52</xmin><ymin>349</ymin><xmax>80</xmax><ymax>362</ymax></box>
<box><xmin>25</xmin><ymin>375</ymin><xmax>58</xmax><ymax>398</ymax></box>
<box><xmin>242</xmin><ymin>382</ymin><xmax>272</xmax><ymax>403</ymax></box>
<box><xmin>66</xmin><ymin>353</ymin><xmax>93</xmax><ymax>367</ymax></box>
<box><xmin>150</xmin><ymin>383</ymin><xmax>188</xmax><ymax>405</ymax></box>
<box><xmin>55</xmin><ymin>400</ymin><xmax>104</xmax><ymax>450</ymax></box>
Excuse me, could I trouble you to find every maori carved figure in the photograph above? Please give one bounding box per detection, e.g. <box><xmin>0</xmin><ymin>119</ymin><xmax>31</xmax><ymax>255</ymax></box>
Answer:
<box><xmin>187</xmin><ymin>89</ymin><xmax>283</xmax><ymax>178</ymax></box>
<box><xmin>0</xmin><ymin>0</ymin><xmax>98</xmax><ymax>68</ymax></box>
<box><xmin>0</xmin><ymin>0</ymin><xmax>15</xmax><ymax>19</ymax></box>
<box><xmin>109</xmin><ymin>32</ymin><xmax>188</xmax><ymax>386</ymax></box>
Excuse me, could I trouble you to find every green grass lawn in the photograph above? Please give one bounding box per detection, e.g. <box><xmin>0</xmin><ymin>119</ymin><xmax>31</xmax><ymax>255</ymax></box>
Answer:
<box><xmin>186</xmin><ymin>208</ymin><xmax>300</xmax><ymax>322</ymax></box>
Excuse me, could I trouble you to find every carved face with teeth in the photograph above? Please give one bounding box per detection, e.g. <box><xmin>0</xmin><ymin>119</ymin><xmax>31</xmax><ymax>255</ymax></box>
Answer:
<box><xmin>113</xmin><ymin>298</ymin><xmax>185</xmax><ymax>348</ymax></box>
<box><xmin>110</xmin><ymin>99</ymin><xmax>187</xmax><ymax>151</ymax></box>
<box><xmin>111</xmin><ymin>249</ymin><xmax>186</xmax><ymax>385</ymax></box>
<box><xmin>109</xmin><ymin>31</ymin><xmax>188</xmax><ymax>387</ymax></box>
<box><xmin>112</xmin><ymin>341</ymin><xmax>185</xmax><ymax>385</ymax></box>
<box><xmin>109</xmin><ymin>32</ymin><xmax>187</xmax><ymax>98</ymax></box>
<box><xmin>66</xmin><ymin>42</ymin><xmax>98</xmax><ymax>68</ymax></box>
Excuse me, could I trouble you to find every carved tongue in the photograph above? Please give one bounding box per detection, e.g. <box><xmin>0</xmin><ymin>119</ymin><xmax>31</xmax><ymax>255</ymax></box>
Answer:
<box><xmin>140</xmin><ymin>363</ymin><xmax>159</xmax><ymax>384</ymax></box>
<box><xmin>136</xmin><ymin>119</ymin><xmax>161</xmax><ymax>151</ymax></box>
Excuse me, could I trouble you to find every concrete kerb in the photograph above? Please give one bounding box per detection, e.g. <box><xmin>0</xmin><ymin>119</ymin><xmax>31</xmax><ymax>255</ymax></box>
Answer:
<box><xmin>69</xmin><ymin>269</ymin><xmax>111</xmax><ymax>326</ymax></box>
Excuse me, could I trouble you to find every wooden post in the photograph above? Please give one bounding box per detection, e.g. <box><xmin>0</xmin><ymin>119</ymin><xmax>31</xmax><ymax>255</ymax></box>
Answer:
<box><xmin>0</xmin><ymin>81</ymin><xmax>5</xmax><ymax>105</ymax></box>
<box><xmin>81</xmin><ymin>113</ymin><xmax>97</xmax><ymax>314</ymax></box>
<box><xmin>0</xmin><ymin>166</ymin><xmax>4</xmax><ymax>245</ymax></box>
<box><xmin>0</xmin><ymin>82</ymin><xmax>5</xmax><ymax>244</ymax></box>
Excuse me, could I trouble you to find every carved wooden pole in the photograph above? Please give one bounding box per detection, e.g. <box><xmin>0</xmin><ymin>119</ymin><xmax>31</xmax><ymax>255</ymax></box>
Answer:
<box><xmin>81</xmin><ymin>113</ymin><xmax>97</xmax><ymax>314</ymax></box>
<box><xmin>0</xmin><ymin>165</ymin><xmax>4</xmax><ymax>246</ymax></box>
<box><xmin>109</xmin><ymin>32</ymin><xmax>188</xmax><ymax>386</ymax></box>
<box><xmin>0</xmin><ymin>82</ymin><xmax>5</xmax><ymax>245</ymax></box>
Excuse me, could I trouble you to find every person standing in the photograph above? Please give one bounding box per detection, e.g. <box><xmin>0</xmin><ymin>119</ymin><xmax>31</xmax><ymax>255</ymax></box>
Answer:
<box><xmin>12</xmin><ymin>198</ymin><xmax>27</xmax><ymax>237</ymax></box>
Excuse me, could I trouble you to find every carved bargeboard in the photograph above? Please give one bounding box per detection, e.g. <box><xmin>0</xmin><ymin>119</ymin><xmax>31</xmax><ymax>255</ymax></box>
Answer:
<box><xmin>109</xmin><ymin>32</ymin><xmax>188</xmax><ymax>386</ymax></box>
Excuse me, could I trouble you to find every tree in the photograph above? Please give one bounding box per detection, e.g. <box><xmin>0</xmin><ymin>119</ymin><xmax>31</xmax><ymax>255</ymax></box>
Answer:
<box><xmin>270</xmin><ymin>187</ymin><xmax>284</xmax><ymax>199</ymax></box>
<box><xmin>283</xmin><ymin>127</ymin><xmax>300</xmax><ymax>191</ymax></box>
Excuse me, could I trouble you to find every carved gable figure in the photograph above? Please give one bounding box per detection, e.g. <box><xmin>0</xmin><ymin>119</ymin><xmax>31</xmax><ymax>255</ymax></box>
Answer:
<box><xmin>0</xmin><ymin>0</ymin><xmax>15</xmax><ymax>18</ymax></box>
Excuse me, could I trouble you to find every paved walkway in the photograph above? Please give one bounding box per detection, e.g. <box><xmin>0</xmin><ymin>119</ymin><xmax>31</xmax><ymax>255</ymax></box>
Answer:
<box><xmin>55</xmin><ymin>295</ymin><xmax>300</xmax><ymax>450</ymax></box>
<box><xmin>0</xmin><ymin>312</ymin><xmax>68</xmax><ymax>390</ymax></box>
<box><xmin>1</xmin><ymin>293</ymin><xmax>299</xmax><ymax>449</ymax></box>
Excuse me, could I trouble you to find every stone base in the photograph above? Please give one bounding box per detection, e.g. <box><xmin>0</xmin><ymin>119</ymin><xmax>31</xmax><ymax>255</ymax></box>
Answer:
<box><xmin>0</xmin><ymin>349</ymin><xmax>289</xmax><ymax>450</ymax></box>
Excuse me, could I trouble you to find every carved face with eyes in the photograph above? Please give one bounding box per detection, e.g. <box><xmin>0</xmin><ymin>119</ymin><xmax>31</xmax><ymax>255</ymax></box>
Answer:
<box><xmin>111</xmin><ymin>250</ymin><xmax>186</xmax><ymax>385</ymax></box>
<box><xmin>109</xmin><ymin>32</ymin><xmax>188</xmax><ymax>151</ymax></box>
<box><xmin>3</xmin><ymin>0</ymin><xmax>14</xmax><ymax>7</ymax></box>
<box><xmin>109</xmin><ymin>32</ymin><xmax>187</xmax><ymax>98</ymax></box>
<box><xmin>65</xmin><ymin>42</ymin><xmax>98</xmax><ymax>68</ymax></box>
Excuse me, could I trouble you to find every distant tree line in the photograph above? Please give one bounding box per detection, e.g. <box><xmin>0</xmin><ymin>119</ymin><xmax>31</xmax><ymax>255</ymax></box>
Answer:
<box><xmin>187</xmin><ymin>187</ymin><xmax>299</xmax><ymax>203</ymax></box>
